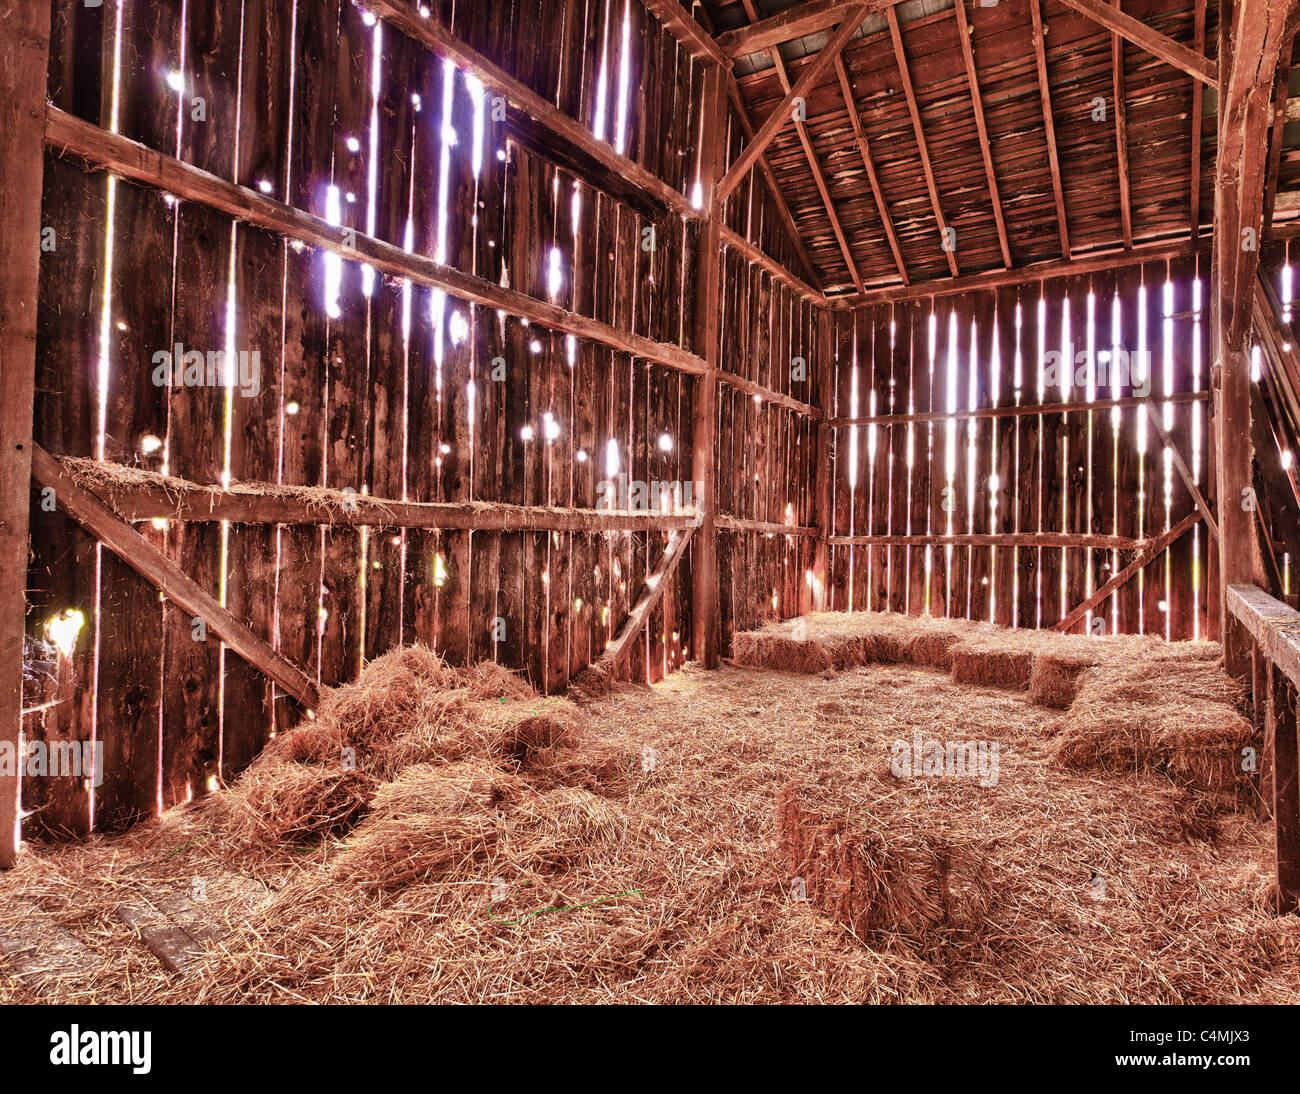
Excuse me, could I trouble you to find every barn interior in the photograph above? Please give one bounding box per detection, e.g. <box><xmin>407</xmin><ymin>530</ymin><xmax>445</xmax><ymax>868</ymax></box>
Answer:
<box><xmin>2</xmin><ymin>0</ymin><xmax>1300</xmax><ymax>1004</ymax></box>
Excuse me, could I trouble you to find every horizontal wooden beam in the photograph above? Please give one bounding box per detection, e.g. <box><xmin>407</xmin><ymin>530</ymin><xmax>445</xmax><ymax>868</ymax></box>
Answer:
<box><xmin>367</xmin><ymin>0</ymin><xmax>698</xmax><ymax>218</ymax></box>
<box><xmin>829</xmin><ymin>390</ymin><xmax>1210</xmax><ymax>427</ymax></box>
<box><xmin>1057</xmin><ymin>0</ymin><xmax>1216</xmax><ymax>86</ymax></box>
<box><xmin>1054</xmin><ymin>510</ymin><xmax>1202</xmax><ymax>632</ymax></box>
<box><xmin>639</xmin><ymin>0</ymin><xmax>731</xmax><ymax>67</ymax></box>
<box><xmin>718</xmin><ymin>369</ymin><xmax>820</xmax><ymax>418</ymax></box>
<box><xmin>1228</xmin><ymin>583</ymin><xmax>1300</xmax><ymax>690</ymax></box>
<box><xmin>715</xmin><ymin>515</ymin><xmax>820</xmax><ymax>537</ymax></box>
<box><xmin>831</xmin><ymin>532</ymin><xmax>1147</xmax><ymax>551</ymax></box>
<box><xmin>721</xmin><ymin>225</ymin><xmax>826</xmax><ymax>305</ymax></box>
<box><xmin>834</xmin><ymin>236</ymin><xmax>1209</xmax><ymax>307</ymax></box>
<box><xmin>50</xmin><ymin>457</ymin><xmax>703</xmax><ymax>533</ymax></box>
<box><xmin>45</xmin><ymin>106</ymin><xmax>707</xmax><ymax>379</ymax></box>
<box><xmin>716</xmin><ymin>4</ymin><xmax>869</xmax><ymax>202</ymax></box>
<box><xmin>717</xmin><ymin>0</ymin><xmax>875</xmax><ymax>57</ymax></box>
<box><xmin>31</xmin><ymin>446</ymin><xmax>321</xmax><ymax>709</ymax></box>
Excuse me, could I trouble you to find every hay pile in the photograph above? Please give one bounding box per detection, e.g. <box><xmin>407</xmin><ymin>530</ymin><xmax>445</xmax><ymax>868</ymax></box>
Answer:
<box><xmin>1</xmin><ymin>629</ymin><xmax>1295</xmax><ymax>1005</ymax></box>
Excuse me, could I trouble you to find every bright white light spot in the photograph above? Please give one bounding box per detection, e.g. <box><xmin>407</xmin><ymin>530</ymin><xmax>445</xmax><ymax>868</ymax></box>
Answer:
<box><xmin>691</xmin><ymin>181</ymin><xmax>704</xmax><ymax>209</ymax></box>
<box><xmin>497</xmin><ymin>149</ymin><xmax>506</xmax><ymax>162</ymax></box>
<box><xmin>346</xmin><ymin>191</ymin><xmax>357</xmax><ymax>204</ymax></box>
<box><xmin>361</xmin><ymin>9</ymin><xmax>377</xmax><ymax>26</ymax></box>
<box><xmin>449</xmin><ymin>309</ymin><xmax>469</xmax><ymax>346</ymax></box>
<box><xmin>433</xmin><ymin>553</ymin><xmax>448</xmax><ymax>587</ymax></box>
<box><xmin>45</xmin><ymin>609</ymin><xmax>86</xmax><ymax>658</ymax></box>
<box><xmin>605</xmin><ymin>439</ymin><xmax>620</xmax><ymax>477</ymax></box>
<box><xmin>529</xmin><ymin>339</ymin><xmax>542</xmax><ymax>354</ymax></box>
<box><xmin>543</xmin><ymin>413</ymin><xmax>560</xmax><ymax>441</ymax></box>
<box><xmin>286</xmin><ymin>401</ymin><xmax>300</xmax><ymax>415</ymax></box>
<box><xmin>115</xmin><ymin>320</ymin><xmax>128</xmax><ymax>332</ymax></box>
<box><xmin>439</xmin><ymin>443</ymin><xmax>451</xmax><ymax>454</ymax></box>
<box><xmin>547</xmin><ymin>246</ymin><xmax>564</xmax><ymax>299</ymax></box>
<box><xmin>658</xmin><ymin>433</ymin><xmax>672</xmax><ymax>452</ymax></box>
<box><xmin>1283</xmin><ymin>449</ymin><xmax>1294</xmax><ymax>470</ymax></box>
<box><xmin>412</xmin><ymin>93</ymin><xmax>422</xmax><ymax>110</ymax></box>
<box><xmin>521</xmin><ymin>425</ymin><xmax>534</xmax><ymax>441</ymax></box>
<box><xmin>140</xmin><ymin>433</ymin><xmax>163</xmax><ymax>455</ymax></box>
<box><xmin>1158</xmin><ymin>599</ymin><xmax>1169</xmax><ymax>612</ymax></box>
<box><xmin>576</xmin><ymin>449</ymin><xmax>588</xmax><ymax>463</ymax></box>
<box><xmin>257</xmin><ymin>178</ymin><xmax>273</xmax><ymax>194</ymax></box>
<box><xmin>165</xmin><ymin>70</ymin><xmax>185</xmax><ymax>93</ymax></box>
<box><xmin>346</xmin><ymin>136</ymin><xmax>361</xmax><ymax>153</ymax></box>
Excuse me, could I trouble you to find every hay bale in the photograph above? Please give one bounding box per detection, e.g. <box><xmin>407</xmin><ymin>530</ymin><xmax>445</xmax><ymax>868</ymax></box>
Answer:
<box><xmin>822</xmin><ymin>634</ymin><xmax>872</xmax><ymax>670</ymax></box>
<box><xmin>332</xmin><ymin>812</ymin><xmax>499</xmax><ymax>893</ymax></box>
<box><xmin>1029</xmin><ymin>651</ymin><xmax>1100</xmax><ymax>709</ymax></box>
<box><xmin>220</xmin><ymin>761</ymin><xmax>377</xmax><ymax>845</ymax></box>
<box><xmin>1073</xmin><ymin>658</ymin><xmax>1243</xmax><ymax>709</ymax></box>
<box><xmin>730</xmin><ymin>631</ymin><xmax>833</xmax><ymax>674</ymax></box>
<box><xmin>369</xmin><ymin>762</ymin><xmax>524</xmax><ymax>818</ymax></box>
<box><xmin>312</xmin><ymin>646</ymin><xmax>458</xmax><ymax>753</ymax></box>
<box><xmin>485</xmin><ymin>697</ymin><xmax>582</xmax><ymax>767</ymax></box>
<box><xmin>455</xmin><ymin>660</ymin><xmax>536</xmax><ymax>702</ymax></box>
<box><xmin>1052</xmin><ymin>697</ymin><xmax>1255</xmax><ymax>795</ymax></box>
<box><xmin>370</xmin><ymin>689</ymin><xmax>484</xmax><ymax>776</ymax></box>
<box><xmin>528</xmin><ymin>739</ymin><xmax>634</xmax><ymax>794</ymax></box>
<box><xmin>901</xmin><ymin>630</ymin><xmax>961</xmax><ymax>670</ymax></box>
<box><xmin>950</xmin><ymin>640</ymin><xmax>1033</xmax><ymax>690</ymax></box>
<box><xmin>776</xmin><ymin>784</ymin><xmax>993</xmax><ymax>942</ymax></box>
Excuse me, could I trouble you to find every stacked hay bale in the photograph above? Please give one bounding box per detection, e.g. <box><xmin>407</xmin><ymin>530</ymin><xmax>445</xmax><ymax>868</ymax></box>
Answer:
<box><xmin>1050</xmin><ymin>658</ymin><xmax>1253</xmax><ymax>796</ymax></box>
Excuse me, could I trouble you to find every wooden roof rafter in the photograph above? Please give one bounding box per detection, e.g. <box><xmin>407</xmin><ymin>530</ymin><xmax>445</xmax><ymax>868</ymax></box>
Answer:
<box><xmin>1263</xmin><ymin>35</ymin><xmax>1296</xmax><ymax>228</ymax></box>
<box><xmin>717</xmin><ymin>2</ymin><xmax>871</xmax><ymax>202</ymax></box>
<box><xmin>724</xmin><ymin>78</ymin><xmax>825</xmax><ymax>289</ymax></box>
<box><xmin>1111</xmin><ymin>0</ymin><xmax>1133</xmax><ymax>248</ymax></box>
<box><xmin>638</xmin><ymin>0</ymin><xmax>732</xmax><ymax>67</ymax></box>
<box><xmin>1189</xmin><ymin>0</ymin><xmax>1207</xmax><ymax>237</ymax></box>
<box><xmin>1029</xmin><ymin>0</ymin><xmax>1072</xmax><ymax>259</ymax></box>
<box><xmin>1057</xmin><ymin>0</ymin><xmax>1216</xmax><ymax>85</ymax></box>
<box><xmin>952</xmin><ymin>0</ymin><xmax>1012</xmax><ymax>269</ymax></box>
<box><xmin>739</xmin><ymin>0</ymin><xmax>867</xmax><ymax>293</ymax></box>
<box><xmin>716</xmin><ymin>0</ymin><xmax>871</xmax><ymax>58</ymax></box>
<box><xmin>833</xmin><ymin>54</ymin><xmax>909</xmax><ymax>285</ymax></box>
<box><xmin>887</xmin><ymin>5</ymin><xmax>959</xmax><ymax>278</ymax></box>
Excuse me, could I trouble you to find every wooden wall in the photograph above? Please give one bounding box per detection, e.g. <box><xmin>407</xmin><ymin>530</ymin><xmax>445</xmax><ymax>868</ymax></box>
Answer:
<box><xmin>828</xmin><ymin>257</ymin><xmax>1214</xmax><ymax>641</ymax></box>
<box><xmin>712</xmin><ymin>100</ymin><xmax>821</xmax><ymax>646</ymax></box>
<box><xmin>22</xmin><ymin>0</ymin><xmax>820</xmax><ymax>839</ymax></box>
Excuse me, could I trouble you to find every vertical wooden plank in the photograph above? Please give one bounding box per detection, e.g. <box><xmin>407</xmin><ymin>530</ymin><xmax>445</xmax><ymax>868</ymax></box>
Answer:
<box><xmin>1017</xmin><ymin>283</ymin><xmax>1043</xmax><ymax>629</ymax></box>
<box><xmin>1039</xmin><ymin>278</ymin><xmax>1065</xmax><ymax>629</ymax></box>
<box><xmin>929</xmin><ymin>302</ymin><xmax>954</xmax><ymax>617</ymax></box>
<box><xmin>1090</xmin><ymin>271</ymin><xmax>1118</xmax><ymax>637</ymax></box>
<box><xmin>223</xmin><ymin>0</ymin><xmax>295</xmax><ymax>779</ymax></box>
<box><xmin>1114</xmin><ymin>262</ymin><xmax>1144</xmax><ymax>634</ymax></box>
<box><xmin>1269</xmin><ymin>664</ymin><xmax>1300</xmax><ymax>912</ymax></box>
<box><xmin>2</xmin><ymin>0</ymin><xmax>54</xmax><ymax>862</ymax></box>
<box><xmin>968</xmin><ymin>291</ymin><xmax>996</xmax><ymax>621</ymax></box>
<box><xmin>691</xmin><ymin>61</ymin><xmax>725</xmax><ymax>666</ymax></box>
<box><xmin>993</xmin><ymin>284</ymin><xmax>1019</xmax><ymax>627</ymax></box>
<box><xmin>888</xmin><ymin>303</ymin><xmax>911</xmax><ymax>614</ymax></box>
<box><xmin>1061</xmin><ymin>273</ymin><xmax>1092</xmax><ymax>633</ymax></box>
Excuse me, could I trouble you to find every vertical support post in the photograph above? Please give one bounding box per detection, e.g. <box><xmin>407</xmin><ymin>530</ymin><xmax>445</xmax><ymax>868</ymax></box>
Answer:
<box><xmin>810</xmin><ymin>310</ymin><xmax>834</xmax><ymax>613</ymax></box>
<box><xmin>690</xmin><ymin>62</ymin><xmax>727</xmax><ymax>668</ymax></box>
<box><xmin>0</xmin><ymin>1</ymin><xmax>52</xmax><ymax>866</ymax></box>
<box><xmin>1212</xmin><ymin>0</ymin><xmax>1296</xmax><ymax>676</ymax></box>
<box><xmin>1268</xmin><ymin>660</ymin><xmax>1300</xmax><ymax>912</ymax></box>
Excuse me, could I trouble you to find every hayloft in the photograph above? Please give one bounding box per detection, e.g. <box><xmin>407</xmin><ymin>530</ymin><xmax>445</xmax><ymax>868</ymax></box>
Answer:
<box><xmin>2</xmin><ymin>0</ymin><xmax>1299</xmax><ymax>1007</ymax></box>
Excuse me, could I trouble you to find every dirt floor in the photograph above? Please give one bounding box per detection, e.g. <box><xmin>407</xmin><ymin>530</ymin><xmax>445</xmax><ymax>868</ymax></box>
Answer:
<box><xmin>2</xmin><ymin>617</ymin><xmax>1298</xmax><ymax>1004</ymax></box>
